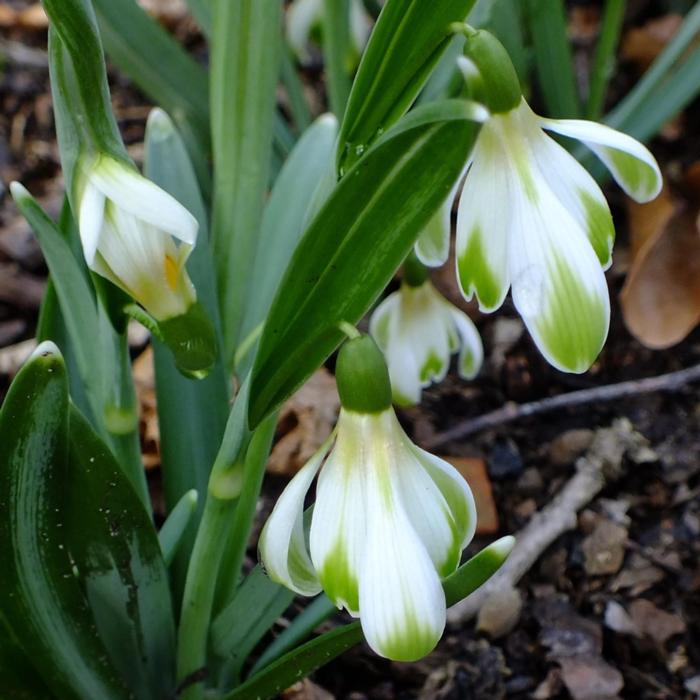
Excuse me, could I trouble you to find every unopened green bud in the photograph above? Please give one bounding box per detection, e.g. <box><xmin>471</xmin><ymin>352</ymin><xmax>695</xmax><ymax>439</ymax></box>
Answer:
<box><xmin>336</xmin><ymin>334</ymin><xmax>392</xmax><ymax>413</ymax></box>
<box><xmin>403</xmin><ymin>250</ymin><xmax>430</xmax><ymax>288</ymax></box>
<box><xmin>463</xmin><ymin>30</ymin><xmax>521</xmax><ymax>114</ymax></box>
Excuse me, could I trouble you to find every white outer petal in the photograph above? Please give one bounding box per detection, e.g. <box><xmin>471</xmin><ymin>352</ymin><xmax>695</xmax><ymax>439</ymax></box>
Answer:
<box><xmin>369</xmin><ymin>292</ymin><xmax>399</xmax><ymax>352</ymax></box>
<box><xmin>507</xmin><ymin>156</ymin><xmax>610</xmax><ymax>374</ymax></box>
<box><xmin>447</xmin><ymin>306</ymin><xmax>483</xmax><ymax>380</ymax></box>
<box><xmin>415</xmin><ymin>188</ymin><xmax>453</xmax><ymax>267</ymax></box>
<box><xmin>517</xmin><ymin>104</ymin><xmax>614</xmax><ymax>269</ymax></box>
<box><xmin>358</xmin><ymin>413</ymin><xmax>445</xmax><ymax>661</ymax></box>
<box><xmin>310</xmin><ymin>411</ymin><xmax>367</xmax><ymax>615</ymax></box>
<box><xmin>89</xmin><ymin>157</ymin><xmax>198</xmax><ymax>245</ymax></box>
<box><xmin>78</xmin><ymin>182</ymin><xmax>106</xmax><ymax>266</ymax></box>
<box><xmin>259</xmin><ymin>437</ymin><xmax>332</xmax><ymax>596</ymax></box>
<box><xmin>538</xmin><ymin>117</ymin><xmax>662</xmax><ymax>203</ymax></box>
<box><xmin>455</xmin><ymin>122</ymin><xmax>511</xmax><ymax>312</ymax></box>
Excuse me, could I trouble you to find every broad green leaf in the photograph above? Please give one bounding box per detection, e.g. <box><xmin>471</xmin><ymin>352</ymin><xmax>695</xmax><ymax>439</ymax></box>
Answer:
<box><xmin>249</xmin><ymin>116</ymin><xmax>481</xmax><ymax>427</ymax></box>
<box><xmin>0</xmin><ymin>626</ymin><xmax>55</xmax><ymax>699</ymax></box>
<box><xmin>337</xmin><ymin>0</ymin><xmax>476</xmax><ymax>173</ymax></box>
<box><xmin>238</xmin><ymin>113</ymin><xmax>338</xmax><ymax>373</ymax></box>
<box><xmin>92</xmin><ymin>0</ymin><xmax>211</xmax><ymax>195</ymax></box>
<box><xmin>211</xmin><ymin>566</ymin><xmax>295</xmax><ymax>684</ymax></box>
<box><xmin>211</xmin><ymin>0</ymin><xmax>283</xmax><ymax>365</ymax></box>
<box><xmin>65</xmin><ymin>407</ymin><xmax>177</xmax><ymax>700</ymax></box>
<box><xmin>0</xmin><ymin>344</ymin><xmax>130</xmax><ymax>699</ymax></box>
<box><xmin>525</xmin><ymin>0</ymin><xmax>580</xmax><ymax>117</ymax></box>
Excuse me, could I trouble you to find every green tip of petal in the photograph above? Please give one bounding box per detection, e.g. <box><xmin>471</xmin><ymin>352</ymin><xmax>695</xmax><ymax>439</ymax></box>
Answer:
<box><xmin>318</xmin><ymin>542</ymin><xmax>359</xmax><ymax>614</ymax></box>
<box><xmin>458</xmin><ymin>228</ymin><xmax>504</xmax><ymax>311</ymax></box>
<box><xmin>606</xmin><ymin>147</ymin><xmax>661</xmax><ymax>203</ymax></box>
<box><xmin>579</xmin><ymin>189</ymin><xmax>614</xmax><ymax>267</ymax></box>
<box><xmin>533</xmin><ymin>254</ymin><xmax>608</xmax><ymax>374</ymax></box>
<box><xmin>419</xmin><ymin>351</ymin><xmax>446</xmax><ymax>383</ymax></box>
<box><xmin>372</xmin><ymin>610</ymin><xmax>441</xmax><ymax>662</ymax></box>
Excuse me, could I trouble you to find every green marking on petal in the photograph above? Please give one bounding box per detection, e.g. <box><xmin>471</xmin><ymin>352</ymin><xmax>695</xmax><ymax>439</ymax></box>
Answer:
<box><xmin>419</xmin><ymin>351</ymin><xmax>446</xmax><ymax>383</ymax></box>
<box><xmin>535</xmin><ymin>253</ymin><xmax>608</xmax><ymax>373</ymax></box>
<box><xmin>375</xmin><ymin>607</ymin><xmax>440</xmax><ymax>662</ymax></box>
<box><xmin>605</xmin><ymin>148</ymin><xmax>658</xmax><ymax>199</ymax></box>
<box><xmin>392</xmin><ymin>389</ymin><xmax>416</xmax><ymax>407</ymax></box>
<box><xmin>318</xmin><ymin>539</ymin><xmax>359</xmax><ymax>613</ymax></box>
<box><xmin>458</xmin><ymin>228</ymin><xmax>503</xmax><ymax>310</ymax></box>
<box><xmin>459</xmin><ymin>349</ymin><xmax>476</xmax><ymax>377</ymax></box>
<box><xmin>579</xmin><ymin>189</ymin><xmax>614</xmax><ymax>266</ymax></box>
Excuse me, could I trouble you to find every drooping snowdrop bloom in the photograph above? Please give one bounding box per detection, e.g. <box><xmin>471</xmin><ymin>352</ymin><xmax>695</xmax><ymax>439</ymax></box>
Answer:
<box><xmin>259</xmin><ymin>334</ymin><xmax>477</xmax><ymax>661</ymax></box>
<box><xmin>287</xmin><ymin>0</ymin><xmax>371</xmax><ymax>66</ymax></box>
<box><xmin>455</xmin><ymin>30</ymin><xmax>662</xmax><ymax>373</ymax></box>
<box><xmin>77</xmin><ymin>153</ymin><xmax>199</xmax><ymax>322</ymax></box>
<box><xmin>370</xmin><ymin>257</ymin><xmax>483</xmax><ymax>405</ymax></box>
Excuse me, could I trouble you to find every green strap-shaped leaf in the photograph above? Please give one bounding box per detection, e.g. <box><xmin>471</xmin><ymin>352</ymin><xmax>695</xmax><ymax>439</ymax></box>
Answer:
<box><xmin>237</xmin><ymin>113</ymin><xmax>338</xmax><ymax>373</ymax></box>
<box><xmin>211</xmin><ymin>566</ymin><xmax>295</xmax><ymax>684</ymax></box>
<box><xmin>0</xmin><ymin>345</ymin><xmax>130</xmax><ymax>699</ymax></box>
<box><xmin>64</xmin><ymin>407</ymin><xmax>177</xmax><ymax>700</ymax></box>
<box><xmin>249</xmin><ymin>115</ymin><xmax>481</xmax><ymax>426</ymax></box>
<box><xmin>144</xmin><ymin>110</ymin><xmax>230</xmax><ymax>600</ymax></box>
<box><xmin>92</xmin><ymin>0</ymin><xmax>212</xmax><ymax>195</ymax></box>
<box><xmin>336</xmin><ymin>0</ymin><xmax>476</xmax><ymax>173</ymax></box>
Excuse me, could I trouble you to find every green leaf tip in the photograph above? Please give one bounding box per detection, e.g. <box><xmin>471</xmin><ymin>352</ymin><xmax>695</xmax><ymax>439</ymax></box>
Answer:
<box><xmin>145</xmin><ymin>107</ymin><xmax>176</xmax><ymax>142</ymax></box>
<box><xmin>9</xmin><ymin>181</ymin><xmax>30</xmax><ymax>203</ymax></box>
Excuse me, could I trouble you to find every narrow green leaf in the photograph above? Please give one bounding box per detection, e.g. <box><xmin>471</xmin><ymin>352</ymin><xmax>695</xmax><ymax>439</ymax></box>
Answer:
<box><xmin>251</xmin><ymin>594</ymin><xmax>337</xmax><ymax>674</ymax></box>
<box><xmin>280</xmin><ymin>44</ymin><xmax>312</xmax><ymax>131</ymax></box>
<box><xmin>238</xmin><ymin>113</ymin><xmax>338</xmax><ymax>373</ymax></box>
<box><xmin>211</xmin><ymin>0</ymin><xmax>283</xmax><ymax>365</ymax></box>
<box><xmin>185</xmin><ymin>0</ymin><xmax>212</xmax><ymax>35</ymax></box>
<box><xmin>250</xmin><ymin>115</ymin><xmax>481</xmax><ymax>426</ymax></box>
<box><xmin>223</xmin><ymin>624</ymin><xmax>363</xmax><ymax>700</ymax></box>
<box><xmin>92</xmin><ymin>0</ymin><xmax>212</xmax><ymax>195</ymax></box>
<box><xmin>159</xmin><ymin>490</ymin><xmax>199</xmax><ymax>567</ymax></box>
<box><xmin>0</xmin><ymin>344</ymin><xmax>130</xmax><ymax>699</ymax></box>
<box><xmin>65</xmin><ymin>406</ymin><xmax>177</xmax><ymax>700</ymax></box>
<box><xmin>144</xmin><ymin>109</ymin><xmax>230</xmax><ymax>596</ymax></box>
<box><xmin>0</xmin><ymin>625</ymin><xmax>55</xmax><ymax>699</ymax></box>
<box><xmin>322</xmin><ymin>0</ymin><xmax>351</xmax><ymax>116</ymax></box>
<box><xmin>337</xmin><ymin>0</ymin><xmax>476</xmax><ymax>173</ymax></box>
<box><xmin>586</xmin><ymin>0</ymin><xmax>625</xmax><ymax>119</ymax></box>
<box><xmin>211</xmin><ymin>566</ymin><xmax>295</xmax><ymax>684</ymax></box>
<box><xmin>525</xmin><ymin>0</ymin><xmax>580</xmax><ymax>117</ymax></box>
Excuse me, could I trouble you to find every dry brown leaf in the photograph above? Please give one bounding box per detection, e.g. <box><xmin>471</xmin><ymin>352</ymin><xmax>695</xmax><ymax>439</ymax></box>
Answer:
<box><xmin>18</xmin><ymin>4</ymin><xmax>48</xmax><ymax>30</ymax></box>
<box><xmin>268</xmin><ymin>368</ymin><xmax>340</xmax><ymax>476</ymax></box>
<box><xmin>581</xmin><ymin>519</ymin><xmax>628</xmax><ymax>576</ymax></box>
<box><xmin>621</xmin><ymin>15</ymin><xmax>683</xmax><ymax>70</ymax></box>
<box><xmin>282</xmin><ymin>680</ymin><xmax>334</xmax><ymax>700</ymax></box>
<box><xmin>133</xmin><ymin>346</ymin><xmax>160</xmax><ymax>469</ymax></box>
<box><xmin>621</xmin><ymin>194</ymin><xmax>700</xmax><ymax>349</ymax></box>
<box><xmin>0</xmin><ymin>5</ymin><xmax>17</xmax><ymax>28</ymax></box>
<box><xmin>628</xmin><ymin>599</ymin><xmax>686</xmax><ymax>645</ymax></box>
<box><xmin>446</xmin><ymin>457</ymin><xmax>499</xmax><ymax>535</ymax></box>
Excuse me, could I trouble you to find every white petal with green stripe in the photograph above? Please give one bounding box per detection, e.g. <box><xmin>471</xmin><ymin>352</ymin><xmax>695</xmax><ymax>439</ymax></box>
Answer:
<box><xmin>516</xmin><ymin>103</ymin><xmax>615</xmax><ymax>269</ymax></box>
<box><xmin>258</xmin><ymin>436</ymin><xmax>331</xmax><ymax>596</ymax></box>
<box><xmin>507</xmin><ymin>158</ymin><xmax>610</xmax><ymax>373</ymax></box>
<box><xmin>359</xmin><ymin>415</ymin><xmax>445</xmax><ymax>661</ymax></box>
<box><xmin>538</xmin><ymin>118</ymin><xmax>662</xmax><ymax>203</ymax></box>
<box><xmin>456</xmin><ymin>122</ymin><xmax>511</xmax><ymax>312</ymax></box>
<box><xmin>310</xmin><ymin>411</ymin><xmax>367</xmax><ymax>615</ymax></box>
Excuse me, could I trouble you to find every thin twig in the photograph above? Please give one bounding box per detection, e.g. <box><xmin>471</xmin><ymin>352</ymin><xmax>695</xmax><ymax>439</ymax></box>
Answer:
<box><xmin>447</xmin><ymin>419</ymin><xmax>647</xmax><ymax>625</ymax></box>
<box><xmin>426</xmin><ymin>363</ymin><xmax>700</xmax><ymax>449</ymax></box>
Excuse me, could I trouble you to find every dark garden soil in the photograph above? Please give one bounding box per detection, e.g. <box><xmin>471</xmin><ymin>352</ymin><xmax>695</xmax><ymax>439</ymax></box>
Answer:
<box><xmin>0</xmin><ymin>1</ymin><xmax>698</xmax><ymax>699</ymax></box>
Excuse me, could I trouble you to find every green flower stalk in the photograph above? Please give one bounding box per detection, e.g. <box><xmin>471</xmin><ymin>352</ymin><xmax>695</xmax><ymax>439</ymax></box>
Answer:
<box><xmin>453</xmin><ymin>29</ymin><xmax>662</xmax><ymax>373</ymax></box>
<box><xmin>259</xmin><ymin>334</ymin><xmax>478</xmax><ymax>661</ymax></box>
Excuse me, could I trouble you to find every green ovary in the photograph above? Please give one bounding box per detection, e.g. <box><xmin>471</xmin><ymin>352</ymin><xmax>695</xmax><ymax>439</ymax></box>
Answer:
<box><xmin>535</xmin><ymin>254</ymin><xmax>608</xmax><ymax>373</ymax></box>
<box><xmin>579</xmin><ymin>189</ymin><xmax>614</xmax><ymax>265</ymax></box>
<box><xmin>458</xmin><ymin>229</ymin><xmax>503</xmax><ymax>310</ymax></box>
<box><xmin>319</xmin><ymin>541</ymin><xmax>359</xmax><ymax>613</ymax></box>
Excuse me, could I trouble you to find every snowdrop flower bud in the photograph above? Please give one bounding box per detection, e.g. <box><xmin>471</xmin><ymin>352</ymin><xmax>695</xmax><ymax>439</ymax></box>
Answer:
<box><xmin>370</xmin><ymin>257</ymin><xmax>483</xmax><ymax>405</ymax></box>
<box><xmin>455</xmin><ymin>30</ymin><xmax>662</xmax><ymax>373</ymax></box>
<box><xmin>259</xmin><ymin>334</ymin><xmax>477</xmax><ymax>661</ymax></box>
<box><xmin>77</xmin><ymin>154</ymin><xmax>198</xmax><ymax>323</ymax></box>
